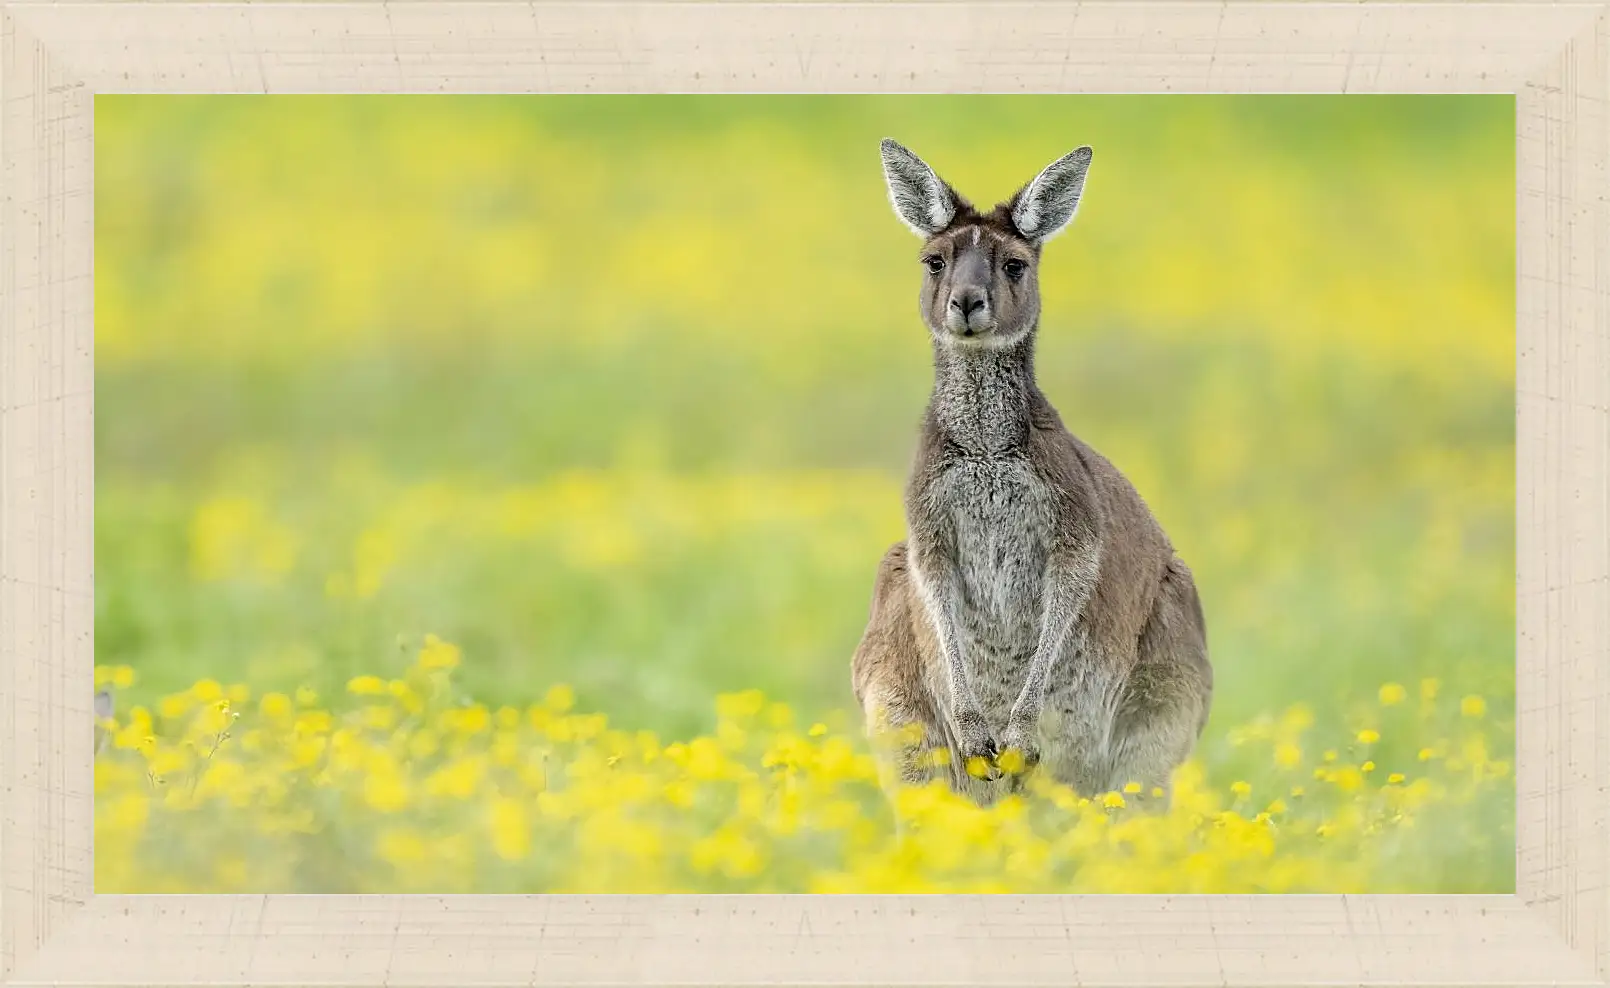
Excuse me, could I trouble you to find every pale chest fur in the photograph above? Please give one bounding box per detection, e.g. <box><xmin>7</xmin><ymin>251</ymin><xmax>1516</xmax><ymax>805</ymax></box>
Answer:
<box><xmin>925</xmin><ymin>454</ymin><xmax>1056</xmax><ymax>721</ymax></box>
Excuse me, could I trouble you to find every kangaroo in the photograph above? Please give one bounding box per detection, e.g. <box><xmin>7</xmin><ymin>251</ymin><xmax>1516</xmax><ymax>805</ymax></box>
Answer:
<box><xmin>851</xmin><ymin>139</ymin><xmax>1213</xmax><ymax>809</ymax></box>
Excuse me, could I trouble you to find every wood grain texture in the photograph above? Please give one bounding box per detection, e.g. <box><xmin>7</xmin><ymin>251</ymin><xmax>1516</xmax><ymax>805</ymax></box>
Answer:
<box><xmin>0</xmin><ymin>2</ymin><xmax>1605</xmax><ymax>985</ymax></box>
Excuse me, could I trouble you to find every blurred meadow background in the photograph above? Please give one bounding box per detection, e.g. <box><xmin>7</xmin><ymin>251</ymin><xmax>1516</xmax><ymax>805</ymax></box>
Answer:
<box><xmin>95</xmin><ymin>95</ymin><xmax>1515</xmax><ymax>894</ymax></box>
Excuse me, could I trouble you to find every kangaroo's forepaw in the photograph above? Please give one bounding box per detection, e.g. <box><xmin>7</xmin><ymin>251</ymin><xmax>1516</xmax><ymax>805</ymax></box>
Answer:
<box><xmin>998</xmin><ymin>717</ymin><xmax>1041</xmax><ymax>776</ymax></box>
<box><xmin>953</xmin><ymin>709</ymin><xmax>1002</xmax><ymax>780</ymax></box>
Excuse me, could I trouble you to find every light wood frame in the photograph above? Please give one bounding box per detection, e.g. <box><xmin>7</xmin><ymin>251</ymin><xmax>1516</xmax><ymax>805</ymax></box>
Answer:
<box><xmin>2</xmin><ymin>2</ymin><xmax>1605</xmax><ymax>985</ymax></box>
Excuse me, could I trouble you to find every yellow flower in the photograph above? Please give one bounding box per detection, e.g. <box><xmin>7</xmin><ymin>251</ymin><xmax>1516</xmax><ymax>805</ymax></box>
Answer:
<box><xmin>1230</xmin><ymin>780</ymin><xmax>1251</xmax><ymax>797</ymax></box>
<box><xmin>715</xmin><ymin>689</ymin><xmax>767</xmax><ymax>724</ymax></box>
<box><xmin>1280</xmin><ymin>703</ymin><xmax>1315</xmax><ymax>732</ymax></box>
<box><xmin>1387</xmin><ymin>773</ymin><xmax>1405</xmax><ymax>784</ymax></box>
<box><xmin>1361</xmin><ymin>761</ymin><xmax>1376</xmax><ymax>773</ymax></box>
<box><xmin>104</xmin><ymin>791</ymin><xmax>150</xmax><ymax>832</ymax></box>
<box><xmin>375</xmin><ymin>829</ymin><xmax>429</xmax><ymax>866</ymax></box>
<box><xmin>1122</xmin><ymin>781</ymin><xmax>1143</xmax><ymax>794</ymax></box>
<box><xmin>764</xmin><ymin>703</ymin><xmax>794</xmax><ymax>729</ymax></box>
<box><xmin>363</xmin><ymin>769</ymin><xmax>411</xmax><ymax>813</ymax></box>
<box><xmin>295</xmin><ymin>686</ymin><xmax>320</xmax><ymax>707</ymax></box>
<box><xmin>113</xmin><ymin>717</ymin><xmax>156</xmax><ymax>751</ymax></box>
<box><xmin>296</xmin><ymin>710</ymin><xmax>332</xmax><ymax>735</ymax></box>
<box><xmin>1377</xmin><ymin>683</ymin><xmax>1406</xmax><ymax>706</ymax></box>
<box><xmin>194</xmin><ymin>702</ymin><xmax>234</xmax><ymax>737</ymax></box>
<box><xmin>1460</xmin><ymin>695</ymin><xmax>1487</xmax><ymax>718</ymax></box>
<box><xmin>347</xmin><ymin>676</ymin><xmax>386</xmax><ymax>696</ymax></box>
<box><xmin>1266</xmin><ymin>798</ymin><xmax>1288</xmax><ymax>814</ymax></box>
<box><xmin>1331</xmin><ymin>767</ymin><xmax>1364</xmax><ymax>792</ymax></box>
<box><xmin>418</xmin><ymin>634</ymin><xmax>462</xmax><ymax>671</ymax></box>
<box><xmin>1418</xmin><ymin>747</ymin><xmax>1436</xmax><ymax>761</ymax></box>
<box><xmin>1101</xmin><ymin>792</ymin><xmax>1126</xmax><ymax>809</ymax></box>
<box><xmin>425</xmin><ymin>756</ymin><xmax>487</xmax><ymax>800</ymax></box>
<box><xmin>362</xmin><ymin>705</ymin><xmax>398</xmax><ymax>732</ymax></box>
<box><xmin>145</xmin><ymin>746</ymin><xmax>190</xmax><ymax>779</ymax></box>
<box><xmin>192</xmin><ymin>679</ymin><xmax>224</xmax><ymax>704</ymax></box>
<box><xmin>290</xmin><ymin>736</ymin><xmax>326</xmax><ymax>768</ymax></box>
<box><xmin>408</xmin><ymin>730</ymin><xmax>440</xmax><ymax>761</ymax></box>
<box><xmin>109</xmin><ymin>665</ymin><xmax>136</xmax><ymax>689</ymax></box>
<box><xmin>1356</xmin><ymin>729</ymin><xmax>1380</xmax><ymax>744</ymax></box>
<box><xmin>807</xmin><ymin>723</ymin><xmax>828</xmax><ymax>737</ymax></box>
<box><xmin>259</xmin><ymin>692</ymin><xmax>293</xmax><ymax>720</ymax></box>
<box><xmin>690</xmin><ymin>827</ymin><xmax>764</xmax><ymax>878</ymax></box>
<box><xmin>1273</xmin><ymin>741</ymin><xmax>1302</xmax><ymax>767</ymax></box>
<box><xmin>446</xmin><ymin>706</ymin><xmax>491</xmax><ymax>736</ymax></box>
<box><xmin>544</xmin><ymin>684</ymin><xmax>575</xmax><ymax>714</ymax></box>
<box><xmin>489</xmin><ymin>796</ymin><xmax>531</xmax><ymax>860</ymax></box>
<box><xmin>389</xmin><ymin>680</ymin><xmax>424</xmax><ymax>714</ymax></box>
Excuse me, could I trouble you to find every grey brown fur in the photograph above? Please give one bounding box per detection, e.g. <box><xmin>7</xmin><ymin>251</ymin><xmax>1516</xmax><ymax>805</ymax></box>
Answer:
<box><xmin>94</xmin><ymin>689</ymin><xmax>114</xmax><ymax>755</ymax></box>
<box><xmin>851</xmin><ymin>139</ymin><xmax>1213</xmax><ymax>808</ymax></box>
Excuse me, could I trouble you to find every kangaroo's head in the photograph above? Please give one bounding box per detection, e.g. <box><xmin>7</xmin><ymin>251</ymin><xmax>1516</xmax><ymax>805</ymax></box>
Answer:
<box><xmin>880</xmin><ymin>139</ymin><xmax>1092</xmax><ymax>350</ymax></box>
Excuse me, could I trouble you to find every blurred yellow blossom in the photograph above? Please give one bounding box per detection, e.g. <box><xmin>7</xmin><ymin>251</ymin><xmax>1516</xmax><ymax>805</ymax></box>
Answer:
<box><xmin>94</xmin><ymin>650</ymin><xmax>1513</xmax><ymax>893</ymax></box>
<box><xmin>347</xmin><ymin>676</ymin><xmax>387</xmax><ymax>696</ymax></box>
<box><xmin>418</xmin><ymin>635</ymin><xmax>462</xmax><ymax>671</ymax></box>
<box><xmin>544</xmin><ymin>685</ymin><xmax>576</xmax><ymax>714</ymax></box>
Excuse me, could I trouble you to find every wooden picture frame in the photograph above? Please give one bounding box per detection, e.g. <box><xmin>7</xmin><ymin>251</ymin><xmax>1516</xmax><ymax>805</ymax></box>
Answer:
<box><xmin>2</xmin><ymin>2</ymin><xmax>1604</xmax><ymax>985</ymax></box>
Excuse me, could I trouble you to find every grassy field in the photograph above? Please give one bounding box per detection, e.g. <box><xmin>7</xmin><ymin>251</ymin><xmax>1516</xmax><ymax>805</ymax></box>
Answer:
<box><xmin>94</xmin><ymin>95</ymin><xmax>1516</xmax><ymax>893</ymax></box>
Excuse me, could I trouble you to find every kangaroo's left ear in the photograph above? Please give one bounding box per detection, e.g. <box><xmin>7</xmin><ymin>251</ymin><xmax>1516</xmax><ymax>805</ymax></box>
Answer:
<box><xmin>1009</xmin><ymin>146</ymin><xmax>1093</xmax><ymax>245</ymax></box>
<box><xmin>881</xmin><ymin>139</ymin><xmax>959</xmax><ymax>237</ymax></box>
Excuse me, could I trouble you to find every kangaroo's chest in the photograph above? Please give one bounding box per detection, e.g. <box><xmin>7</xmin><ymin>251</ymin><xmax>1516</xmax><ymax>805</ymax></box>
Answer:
<box><xmin>931</xmin><ymin>456</ymin><xmax>1056</xmax><ymax>655</ymax></box>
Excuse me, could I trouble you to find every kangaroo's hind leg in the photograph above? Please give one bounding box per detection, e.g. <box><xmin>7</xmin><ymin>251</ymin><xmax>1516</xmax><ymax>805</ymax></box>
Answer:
<box><xmin>851</xmin><ymin>542</ymin><xmax>951</xmax><ymax>796</ymax></box>
<box><xmin>1104</xmin><ymin>557</ymin><xmax>1214</xmax><ymax>808</ymax></box>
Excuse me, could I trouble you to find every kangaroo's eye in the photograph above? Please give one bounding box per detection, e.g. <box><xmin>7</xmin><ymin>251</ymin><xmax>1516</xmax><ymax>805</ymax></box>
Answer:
<box><xmin>924</xmin><ymin>256</ymin><xmax>945</xmax><ymax>275</ymax></box>
<box><xmin>1003</xmin><ymin>258</ymin><xmax>1027</xmax><ymax>281</ymax></box>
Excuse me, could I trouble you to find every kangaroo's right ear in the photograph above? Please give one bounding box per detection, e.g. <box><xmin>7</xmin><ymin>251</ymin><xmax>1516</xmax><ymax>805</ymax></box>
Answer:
<box><xmin>881</xmin><ymin>139</ymin><xmax>957</xmax><ymax>237</ymax></box>
<box><xmin>1009</xmin><ymin>146</ymin><xmax>1093</xmax><ymax>245</ymax></box>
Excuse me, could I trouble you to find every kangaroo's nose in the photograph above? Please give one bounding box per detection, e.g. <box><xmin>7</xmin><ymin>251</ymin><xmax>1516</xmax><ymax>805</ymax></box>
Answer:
<box><xmin>950</xmin><ymin>291</ymin><xmax>987</xmax><ymax>318</ymax></box>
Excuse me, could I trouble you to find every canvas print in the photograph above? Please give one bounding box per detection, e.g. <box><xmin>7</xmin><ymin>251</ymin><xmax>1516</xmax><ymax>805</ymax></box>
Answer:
<box><xmin>94</xmin><ymin>95</ymin><xmax>1515</xmax><ymax>893</ymax></box>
